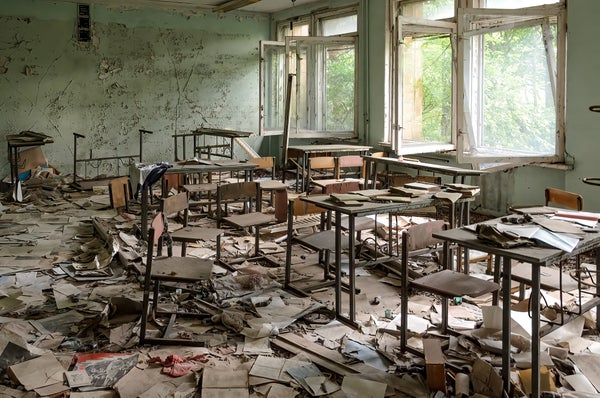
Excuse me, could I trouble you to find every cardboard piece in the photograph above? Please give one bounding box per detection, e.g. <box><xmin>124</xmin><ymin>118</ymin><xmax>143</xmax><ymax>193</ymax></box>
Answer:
<box><xmin>17</xmin><ymin>146</ymin><xmax>48</xmax><ymax>180</ymax></box>
<box><xmin>202</xmin><ymin>367</ymin><xmax>249</xmax><ymax>398</ymax></box>
<box><xmin>8</xmin><ymin>353</ymin><xmax>65</xmax><ymax>390</ymax></box>
<box><xmin>518</xmin><ymin>366</ymin><xmax>556</xmax><ymax>396</ymax></box>
<box><xmin>423</xmin><ymin>338</ymin><xmax>446</xmax><ymax>393</ymax></box>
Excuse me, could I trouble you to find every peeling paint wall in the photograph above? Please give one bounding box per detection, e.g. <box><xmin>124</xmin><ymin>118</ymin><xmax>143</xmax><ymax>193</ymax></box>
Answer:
<box><xmin>0</xmin><ymin>0</ymin><xmax>269</xmax><ymax>179</ymax></box>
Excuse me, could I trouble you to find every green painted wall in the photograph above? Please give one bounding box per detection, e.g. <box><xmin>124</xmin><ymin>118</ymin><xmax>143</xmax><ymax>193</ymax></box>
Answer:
<box><xmin>0</xmin><ymin>0</ymin><xmax>269</xmax><ymax>179</ymax></box>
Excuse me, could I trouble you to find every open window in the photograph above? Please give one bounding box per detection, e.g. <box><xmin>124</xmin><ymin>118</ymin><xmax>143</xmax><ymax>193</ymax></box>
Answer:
<box><xmin>457</xmin><ymin>3</ymin><xmax>566</xmax><ymax>164</ymax></box>
<box><xmin>260</xmin><ymin>9</ymin><xmax>358</xmax><ymax>138</ymax></box>
<box><xmin>394</xmin><ymin>15</ymin><xmax>457</xmax><ymax>154</ymax></box>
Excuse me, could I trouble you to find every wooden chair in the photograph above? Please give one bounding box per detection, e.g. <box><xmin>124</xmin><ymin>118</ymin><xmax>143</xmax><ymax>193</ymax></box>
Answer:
<box><xmin>545</xmin><ymin>187</ymin><xmax>583</xmax><ymax>211</ymax></box>
<box><xmin>400</xmin><ymin>220</ymin><xmax>500</xmax><ymax>354</ymax></box>
<box><xmin>284</xmin><ymin>196</ymin><xmax>340</xmax><ymax>295</ymax></box>
<box><xmin>307</xmin><ymin>156</ymin><xmax>336</xmax><ymax>193</ymax></box>
<box><xmin>158</xmin><ymin>191</ymin><xmax>222</xmax><ymax>258</ymax></box>
<box><xmin>139</xmin><ymin>226</ymin><xmax>215</xmax><ymax>346</ymax></box>
<box><xmin>215</xmin><ymin>181</ymin><xmax>277</xmax><ymax>260</ymax></box>
<box><xmin>248</xmin><ymin>157</ymin><xmax>288</xmax><ymax>206</ymax></box>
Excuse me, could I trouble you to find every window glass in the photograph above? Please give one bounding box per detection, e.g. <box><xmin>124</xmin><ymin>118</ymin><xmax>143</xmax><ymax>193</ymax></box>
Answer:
<box><xmin>401</xmin><ymin>33</ymin><xmax>453</xmax><ymax>145</ymax></box>
<box><xmin>400</xmin><ymin>0</ymin><xmax>455</xmax><ymax>20</ymax></box>
<box><xmin>477</xmin><ymin>25</ymin><xmax>556</xmax><ymax>155</ymax></box>
<box><xmin>485</xmin><ymin>0</ymin><xmax>558</xmax><ymax>8</ymax></box>
<box><xmin>322</xmin><ymin>14</ymin><xmax>357</xmax><ymax>36</ymax></box>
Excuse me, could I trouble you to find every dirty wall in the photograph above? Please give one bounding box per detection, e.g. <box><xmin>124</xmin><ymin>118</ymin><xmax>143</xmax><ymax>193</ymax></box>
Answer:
<box><xmin>0</xmin><ymin>0</ymin><xmax>270</xmax><ymax>180</ymax></box>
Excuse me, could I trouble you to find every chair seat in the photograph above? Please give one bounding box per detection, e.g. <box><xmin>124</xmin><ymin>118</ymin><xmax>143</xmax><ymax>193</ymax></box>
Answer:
<box><xmin>170</xmin><ymin>227</ymin><xmax>223</xmax><ymax>243</ymax></box>
<box><xmin>410</xmin><ymin>269</ymin><xmax>499</xmax><ymax>298</ymax></box>
<box><xmin>223</xmin><ymin>212</ymin><xmax>277</xmax><ymax>228</ymax></box>
<box><xmin>141</xmin><ymin>256</ymin><xmax>214</xmax><ymax>282</ymax></box>
<box><xmin>258</xmin><ymin>180</ymin><xmax>288</xmax><ymax>191</ymax></box>
<box><xmin>296</xmin><ymin>229</ymin><xmax>350</xmax><ymax>252</ymax></box>
<box><xmin>340</xmin><ymin>216</ymin><xmax>384</xmax><ymax>232</ymax></box>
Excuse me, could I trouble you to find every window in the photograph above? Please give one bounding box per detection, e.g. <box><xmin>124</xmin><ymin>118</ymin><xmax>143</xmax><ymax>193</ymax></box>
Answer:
<box><xmin>391</xmin><ymin>0</ymin><xmax>566</xmax><ymax>165</ymax></box>
<box><xmin>392</xmin><ymin>0</ymin><xmax>456</xmax><ymax>154</ymax></box>
<box><xmin>259</xmin><ymin>9</ymin><xmax>358</xmax><ymax>138</ymax></box>
<box><xmin>457</xmin><ymin>2</ymin><xmax>565</xmax><ymax>163</ymax></box>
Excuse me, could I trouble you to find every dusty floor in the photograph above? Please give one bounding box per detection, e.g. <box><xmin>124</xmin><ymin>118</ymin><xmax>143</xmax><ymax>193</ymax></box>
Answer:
<box><xmin>0</xmin><ymin>174</ymin><xmax>599</xmax><ymax>397</ymax></box>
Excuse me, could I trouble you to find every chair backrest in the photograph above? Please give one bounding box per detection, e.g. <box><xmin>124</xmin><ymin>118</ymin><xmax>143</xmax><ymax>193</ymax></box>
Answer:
<box><xmin>545</xmin><ymin>187</ymin><xmax>583</xmax><ymax>211</ymax></box>
<box><xmin>218</xmin><ymin>181</ymin><xmax>260</xmax><ymax>202</ymax></box>
<box><xmin>309</xmin><ymin>156</ymin><xmax>336</xmax><ymax>173</ymax></box>
<box><xmin>370</xmin><ymin>151</ymin><xmax>388</xmax><ymax>158</ymax></box>
<box><xmin>402</xmin><ymin>220</ymin><xmax>446</xmax><ymax>252</ymax></box>
<box><xmin>249</xmin><ymin>156</ymin><xmax>275</xmax><ymax>170</ymax></box>
<box><xmin>336</xmin><ymin>155</ymin><xmax>364</xmax><ymax>179</ymax></box>
<box><xmin>160</xmin><ymin>191</ymin><xmax>189</xmax><ymax>228</ymax></box>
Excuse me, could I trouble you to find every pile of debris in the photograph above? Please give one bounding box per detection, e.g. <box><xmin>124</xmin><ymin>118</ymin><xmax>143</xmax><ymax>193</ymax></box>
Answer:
<box><xmin>0</xmin><ymin>179</ymin><xmax>598</xmax><ymax>397</ymax></box>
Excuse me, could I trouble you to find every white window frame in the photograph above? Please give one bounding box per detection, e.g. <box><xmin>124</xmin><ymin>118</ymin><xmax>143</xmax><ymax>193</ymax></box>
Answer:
<box><xmin>393</xmin><ymin>16</ymin><xmax>457</xmax><ymax>154</ymax></box>
<box><xmin>389</xmin><ymin>0</ymin><xmax>566</xmax><ymax>165</ymax></box>
<box><xmin>457</xmin><ymin>3</ymin><xmax>566</xmax><ymax>164</ymax></box>
<box><xmin>259</xmin><ymin>8</ymin><xmax>359</xmax><ymax>138</ymax></box>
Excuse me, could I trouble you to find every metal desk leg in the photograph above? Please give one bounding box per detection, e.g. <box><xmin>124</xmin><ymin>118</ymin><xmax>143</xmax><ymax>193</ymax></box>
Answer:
<box><xmin>501</xmin><ymin>256</ymin><xmax>512</xmax><ymax>395</ymax></box>
<box><xmin>597</xmin><ymin>250</ymin><xmax>600</xmax><ymax>331</ymax></box>
<box><xmin>348</xmin><ymin>214</ymin><xmax>356</xmax><ymax>324</ymax></box>
<box><xmin>531</xmin><ymin>262</ymin><xmax>542</xmax><ymax>398</ymax></box>
<box><xmin>364</xmin><ymin>159</ymin><xmax>372</xmax><ymax>189</ymax></box>
<box><xmin>141</xmin><ymin>186</ymin><xmax>148</xmax><ymax>240</ymax></box>
<box><xmin>335</xmin><ymin>210</ymin><xmax>342</xmax><ymax>319</ymax></box>
<box><xmin>304</xmin><ymin>153</ymin><xmax>310</xmax><ymax>193</ymax></box>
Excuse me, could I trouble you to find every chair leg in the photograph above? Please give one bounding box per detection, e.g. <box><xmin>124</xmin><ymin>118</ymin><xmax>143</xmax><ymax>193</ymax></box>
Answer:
<box><xmin>254</xmin><ymin>227</ymin><xmax>260</xmax><ymax>258</ymax></box>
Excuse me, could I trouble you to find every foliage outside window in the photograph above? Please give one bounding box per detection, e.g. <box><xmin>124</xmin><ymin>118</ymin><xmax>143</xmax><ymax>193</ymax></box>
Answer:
<box><xmin>259</xmin><ymin>10</ymin><xmax>358</xmax><ymax>138</ymax></box>
<box><xmin>392</xmin><ymin>0</ymin><xmax>565</xmax><ymax>165</ymax></box>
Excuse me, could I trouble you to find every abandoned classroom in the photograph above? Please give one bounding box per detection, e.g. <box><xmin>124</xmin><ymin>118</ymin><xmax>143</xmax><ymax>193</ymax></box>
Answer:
<box><xmin>1</xmin><ymin>0</ymin><xmax>600</xmax><ymax>397</ymax></box>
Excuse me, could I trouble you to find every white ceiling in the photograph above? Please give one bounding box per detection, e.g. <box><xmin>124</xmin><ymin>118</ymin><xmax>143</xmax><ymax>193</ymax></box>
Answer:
<box><xmin>75</xmin><ymin>0</ymin><xmax>321</xmax><ymax>14</ymax></box>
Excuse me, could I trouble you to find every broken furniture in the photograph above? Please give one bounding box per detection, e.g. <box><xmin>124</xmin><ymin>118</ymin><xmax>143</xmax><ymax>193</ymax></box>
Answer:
<box><xmin>156</xmin><ymin>191</ymin><xmax>223</xmax><ymax>258</ymax></box>
<box><xmin>215</xmin><ymin>181</ymin><xmax>277</xmax><ymax>262</ymax></box>
<box><xmin>72</xmin><ymin>129</ymin><xmax>152</xmax><ymax>186</ymax></box>
<box><xmin>399</xmin><ymin>220</ymin><xmax>500</xmax><ymax>354</ymax></box>
<box><xmin>139</xmin><ymin>226</ymin><xmax>216</xmax><ymax>346</ymax></box>
<box><xmin>108</xmin><ymin>176</ymin><xmax>132</xmax><ymax>210</ymax></box>
<box><xmin>7</xmin><ymin>130</ymin><xmax>54</xmax><ymax>186</ymax></box>
<box><xmin>433</xmin><ymin>219</ymin><xmax>600</xmax><ymax>397</ymax></box>
<box><xmin>138</xmin><ymin>160</ymin><xmax>257</xmax><ymax>239</ymax></box>
<box><xmin>172</xmin><ymin>128</ymin><xmax>252</xmax><ymax>161</ymax></box>
<box><xmin>286</xmin><ymin>144</ymin><xmax>372</xmax><ymax>193</ymax></box>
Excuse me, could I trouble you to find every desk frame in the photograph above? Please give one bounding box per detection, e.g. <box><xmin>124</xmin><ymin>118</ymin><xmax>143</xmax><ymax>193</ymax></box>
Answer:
<box><xmin>139</xmin><ymin>161</ymin><xmax>257</xmax><ymax>239</ymax></box>
<box><xmin>172</xmin><ymin>128</ymin><xmax>252</xmax><ymax>161</ymax></box>
<box><xmin>433</xmin><ymin>224</ymin><xmax>600</xmax><ymax>397</ymax></box>
<box><xmin>286</xmin><ymin>144</ymin><xmax>371</xmax><ymax>193</ymax></box>
<box><xmin>299</xmin><ymin>195</ymin><xmax>462</xmax><ymax>327</ymax></box>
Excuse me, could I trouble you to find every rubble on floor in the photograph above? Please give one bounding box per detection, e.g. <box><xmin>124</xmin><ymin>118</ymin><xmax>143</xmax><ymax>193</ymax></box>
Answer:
<box><xmin>0</xmin><ymin>175</ymin><xmax>598</xmax><ymax>397</ymax></box>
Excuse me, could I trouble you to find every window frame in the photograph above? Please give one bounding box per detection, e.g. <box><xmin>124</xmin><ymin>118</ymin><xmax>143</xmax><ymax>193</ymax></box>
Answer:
<box><xmin>456</xmin><ymin>3</ymin><xmax>566</xmax><ymax>164</ymax></box>
<box><xmin>392</xmin><ymin>15</ymin><xmax>457</xmax><ymax>155</ymax></box>
<box><xmin>259</xmin><ymin>7</ymin><xmax>359</xmax><ymax>138</ymax></box>
<box><xmin>389</xmin><ymin>0</ymin><xmax>566</xmax><ymax>165</ymax></box>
